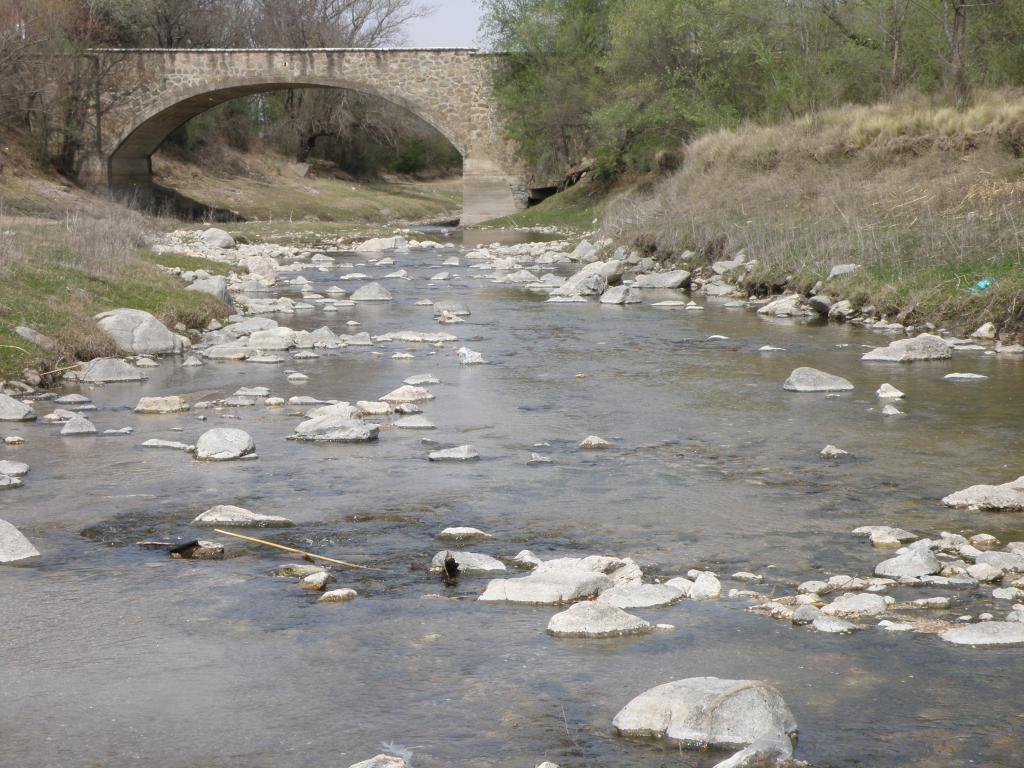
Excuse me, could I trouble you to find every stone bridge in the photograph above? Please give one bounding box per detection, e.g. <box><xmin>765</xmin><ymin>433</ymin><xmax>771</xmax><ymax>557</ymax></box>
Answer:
<box><xmin>80</xmin><ymin>48</ymin><xmax>528</xmax><ymax>224</ymax></box>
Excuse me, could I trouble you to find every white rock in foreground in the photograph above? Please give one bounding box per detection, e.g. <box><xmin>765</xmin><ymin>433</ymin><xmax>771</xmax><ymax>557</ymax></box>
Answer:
<box><xmin>547</xmin><ymin>600</ymin><xmax>652</xmax><ymax>638</ymax></box>
<box><xmin>192</xmin><ymin>505</ymin><xmax>293</xmax><ymax>528</ymax></box>
<box><xmin>596</xmin><ymin>582</ymin><xmax>683</xmax><ymax>609</ymax></box>
<box><xmin>479</xmin><ymin>555</ymin><xmax>638</xmax><ymax>605</ymax></box>
<box><xmin>579</xmin><ymin>435</ymin><xmax>610</xmax><ymax>449</ymax></box>
<box><xmin>195</xmin><ymin>428</ymin><xmax>256</xmax><ymax>461</ymax></box>
<box><xmin>319</xmin><ymin>588</ymin><xmax>358</xmax><ymax>603</ymax></box>
<box><xmin>862</xmin><ymin>333</ymin><xmax>951</xmax><ymax>362</ymax></box>
<box><xmin>78</xmin><ymin>357</ymin><xmax>148</xmax><ymax>383</ymax></box>
<box><xmin>612</xmin><ymin>677</ymin><xmax>797</xmax><ymax>751</ymax></box>
<box><xmin>380</xmin><ymin>385</ymin><xmax>434</xmax><ymax>403</ymax></box>
<box><xmin>0</xmin><ymin>460</ymin><xmax>29</xmax><ymax>477</ymax></box>
<box><xmin>457</xmin><ymin>346</ymin><xmax>486</xmax><ymax>365</ymax></box>
<box><xmin>347</xmin><ymin>756</ymin><xmax>407</xmax><ymax>768</ymax></box>
<box><xmin>0</xmin><ymin>519</ymin><xmax>40</xmax><ymax>563</ymax></box>
<box><xmin>874</xmin><ymin>540</ymin><xmax>940</xmax><ymax>578</ymax></box>
<box><xmin>943</xmin><ymin>476</ymin><xmax>1024</xmax><ymax>511</ymax></box>
<box><xmin>783</xmin><ymin>367</ymin><xmax>853</xmax><ymax>392</ymax></box>
<box><xmin>876</xmin><ymin>383</ymin><xmax>904</xmax><ymax>399</ymax></box>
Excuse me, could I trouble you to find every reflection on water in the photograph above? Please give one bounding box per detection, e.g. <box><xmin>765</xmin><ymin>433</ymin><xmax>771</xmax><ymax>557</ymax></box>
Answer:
<box><xmin>3</xmin><ymin>228</ymin><xmax>1024</xmax><ymax>768</ymax></box>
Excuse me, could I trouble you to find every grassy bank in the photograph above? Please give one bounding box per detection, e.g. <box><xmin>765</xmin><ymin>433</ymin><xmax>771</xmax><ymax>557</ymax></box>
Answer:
<box><xmin>602</xmin><ymin>90</ymin><xmax>1024</xmax><ymax>334</ymax></box>
<box><xmin>0</xmin><ymin>211</ymin><xmax>230</xmax><ymax>381</ymax></box>
<box><xmin>475</xmin><ymin>182</ymin><xmax>603</xmax><ymax>233</ymax></box>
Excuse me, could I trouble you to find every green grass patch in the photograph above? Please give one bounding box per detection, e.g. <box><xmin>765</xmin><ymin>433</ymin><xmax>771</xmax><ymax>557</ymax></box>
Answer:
<box><xmin>476</xmin><ymin>184</ymin><xmax>601</xmax><ymax>232</ymax></box>
<box><xmin>0</xmin><ymin>245</ymin><xmax>229</xmax><ymax>380</ymax></box>
<box><xmin>140</xmin><ymin>250</ymin><xmax>240</xmax><ymax>276</ymax></box>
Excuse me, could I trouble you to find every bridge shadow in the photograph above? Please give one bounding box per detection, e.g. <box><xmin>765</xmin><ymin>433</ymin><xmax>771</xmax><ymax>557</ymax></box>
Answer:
<box><xmin>113</xmin><ymin>182</ymin><xmax>245</xmax><ymax>223</ymax></box>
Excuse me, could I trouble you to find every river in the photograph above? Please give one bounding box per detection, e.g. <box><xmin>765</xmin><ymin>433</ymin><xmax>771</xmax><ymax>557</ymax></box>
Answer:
<box><xmin>2</xmin><ymin>228</ymin><xmax>1024</xmax><ymax>768</ymax></box>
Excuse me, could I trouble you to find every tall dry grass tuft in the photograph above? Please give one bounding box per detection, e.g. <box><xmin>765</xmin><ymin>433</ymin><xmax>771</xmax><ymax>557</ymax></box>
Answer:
<box><xmin>56</xmin><ymin>208</ymin><xmax>150</xmax><ymax>278</ymax></box>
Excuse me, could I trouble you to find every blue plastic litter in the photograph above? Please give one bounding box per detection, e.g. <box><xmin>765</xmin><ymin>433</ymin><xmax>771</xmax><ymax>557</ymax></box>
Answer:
<box><xmin>970</xmin><ymin>279</ymin><xmax>991</xmax><ymax>293</ymax></box>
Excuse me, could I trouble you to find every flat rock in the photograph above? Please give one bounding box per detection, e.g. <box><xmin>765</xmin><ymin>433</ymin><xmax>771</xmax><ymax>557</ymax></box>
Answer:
<box><xmin>142</xmin><ymin>439</ymin><xmax>194</xmax><ymax>451</ymax></box>
<box><xmin>380</xmin><ymin>385</ymin><xmax>434</xmax><ymax>403</ymax></box>
<box><xmin>319</xmin><ymin>588</ymin><xmax>358</xmax><ymax>603</ymax></box>
<box><xmin>596</xmin><ymin>582</ymin><xmax>684</xmax><ymax>609</ymax></box>
<box><xmin>78</xmin><ymin>358</ymin><xmax>148</xmax><ymax>383</ymax></box>
<box><xmin>395</xmin><ymin>415</ymin><xmax>435</xmax><ymax>429</ymax></box>
<box><xmin>941</xmin><ymin>621</ymin><xmax>1024</xmax><ymax>646</ymax></box>
<box><xmin>348</xmin><ymin>756</ymin><xmax>407</xmax><ymax>768</ymax></box>
<box><xmin>783</xmin><ymin>367</ymin><xmax>853</xmax><ymax>392</ymax></box>
<box><xmin>943</xmin><ymin>476</ymin><xmax>1024</xmax><ymax>511</ymax></box>
<box><xmin>404</xmin><ymin>374</ymin><xmax>440</xmax><ymax>386</ymax></box>
<box><xmin>862</xmin><ymin>333</ymin><xmax>951</xmax><ymax>362</ymax></box>
<box><xmin>479</xmin><ymin>569</ymin><xmax>613</xmax><ymax>605</ymax></box>
<box><xmin>0</xmin><ymin>519</ymin><xmax>40</xmax><ymax>563</ymax></box>
<box><xmin>547</xmin><ymin>600</ymin><xmax>652</xmax><ymax>638</ymax></box>
<box><xmin>290</xmin><ymin>416</ymin><xmax>379</xmax><ymax>443</ymax></box>
<box><xmin>0</xmin><ymin>460</ymin><xmax>29</xmax><ymax>477</ymax></box>
<box><xmin>612</xmin><ymin>677</ymin><xmax>797</xmax><ymax>750</ymax></box>
<box><xmin>60</xmin><ymin>415</ymin><xmax>96</xmax><ymax>436</ymax></box>
<box><xmin>428</xmin><ymin>445</ymin><xmax>479</xmax><ymax>461</ymax></box>
<box><xmin>634</xmin><ymin>270</ymin><xmax>690</xmax><ymax>289</ymax></box>
<box><xmin>438</xmin><ymin>527</ymin><xmax>492</xmax><ymax>541</ymax></box>
<box><xmin>812</xmin><ymin>615</ymin><xmax>857</xmax><ymax>633</ymax></box>
<box><xmin>195</xmin><ymin>428</ymin><xmax>256</xmax><ymax>460</ymax></box>
<box><xmin>192</xmin><ymin>505</ymin><xmax>294</xmax><ymax>528</ymax></box>
<box><xmin>821</xmin><ymin>592</ymin><xmax>888</xmax><ymax>617</ymax></box>
<box><xmin>135</xmin><ymin>396</ymin><xmax>190</xmax><ymax>414</ymax></box>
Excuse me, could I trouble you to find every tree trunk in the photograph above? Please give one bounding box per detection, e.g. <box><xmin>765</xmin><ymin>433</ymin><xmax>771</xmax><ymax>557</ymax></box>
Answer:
<box><xmin>944</xmin><ymin>0</ymin><xmax>970</xmax><ymax>109</ymax></box>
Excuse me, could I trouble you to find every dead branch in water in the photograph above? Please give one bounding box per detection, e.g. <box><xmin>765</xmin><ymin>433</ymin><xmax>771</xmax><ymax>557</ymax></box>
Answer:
<box><xmin>213</xmin><ymin>528</ymin><xmax>373</xmax><ymax>570</ymax></box>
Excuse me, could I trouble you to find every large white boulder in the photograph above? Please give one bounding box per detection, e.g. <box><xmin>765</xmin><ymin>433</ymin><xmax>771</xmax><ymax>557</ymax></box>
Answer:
<box><xmin>478</xmin><ymin>555</ymin><xmax>638</xmax><ymax>605</ymax></box>
<box><xmin>862</xmin><ymin>333</ymin><xmax>952</xmax><ymax>362</ymax></box>
<box><xmin>199</xmin><ymin>228</ymin><xmax>235</xmax><ymax>249</ymax></box>
<box><xmin>783</xmin><ymin>367</ymin><xmax>853</xmax><ymax>392</ymax></box>
<box><xmin>428</xmin><ymin>445</ymin><xmax>479</xmax><ymax>461</ymax></box>
<box><xmin>95</xmin><ymin>309</ymin><xmax>184</xmax><ymax>355</ymax></box>
<box><xmin>943</xmin><ymin>476</ymin><xmax>1024</xmax><ymax>511</ymax></box>
<box><xmin>612</xmin><ymin>677</ymin><xmax>797</xmax><ymax>751</ymax></box>
<box><xmin>0</xmin><ymin>518</ymin><xmax>40</xmax><ymax>563</ymax></box>
<box><xmin>597</xmin><ymin>583</ymin><xmax>684</xmax><ymax>609</ymax></box>
<box><xmin>547</xmin><ymin>600</ymin><xmax>652</xmax><ymax>638</ymax></box>
<box><xmin>0</xmin><ymin>394</ymin><xmax>35</xmax><ymax>422</ymax></box>
<box><xmin>348</xmin><ymin>755</ymin><xmax>407</xmax><ymax>768</ymax></box>
<box><xmin>195</xmin><ymin>428</ymin><xmax>256</xmax><ymax>460</ymax></box>
<box><xmin>134</xmin><ymin>396</ymin><xmax>189</xmax><ymax>414</ymax></box>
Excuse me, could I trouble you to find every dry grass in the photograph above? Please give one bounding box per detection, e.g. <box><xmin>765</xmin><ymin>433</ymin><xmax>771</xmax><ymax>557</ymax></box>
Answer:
<box><xmin>603</xmin><ymin>90</ymin><xmax>1024</xmax><ymax>332</ymax></box>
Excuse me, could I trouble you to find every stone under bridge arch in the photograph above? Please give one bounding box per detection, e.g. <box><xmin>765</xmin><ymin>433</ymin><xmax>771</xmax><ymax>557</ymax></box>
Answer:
<box><xmin>81</xmin><ymin>49</ymin><xmax>528</xmax><ymax>224</ymax></box>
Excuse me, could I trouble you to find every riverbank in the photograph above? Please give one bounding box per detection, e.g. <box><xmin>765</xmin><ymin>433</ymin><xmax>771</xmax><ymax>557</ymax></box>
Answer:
<box><xmin>595</xmin><ymin>90</ymin><xmax>1024</xmax><ymax>338</ymax></box>
<box><xmin>0</xmin><ymin>141</ymin><xmax>466</xmax><ymax>381</ymax></box>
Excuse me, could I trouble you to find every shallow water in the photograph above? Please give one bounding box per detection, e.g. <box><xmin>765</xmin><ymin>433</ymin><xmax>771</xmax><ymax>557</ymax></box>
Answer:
<box><xmin>3</xmin><ymin>229</ymin><xmax>1024</xmax><ymax>768</ymax></box>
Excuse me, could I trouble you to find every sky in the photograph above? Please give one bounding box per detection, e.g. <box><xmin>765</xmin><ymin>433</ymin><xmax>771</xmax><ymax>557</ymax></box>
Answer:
<box><xmin>406</xmin><ymin>0</ymin><xmax>485</xmax><ymax>48</ymax></box>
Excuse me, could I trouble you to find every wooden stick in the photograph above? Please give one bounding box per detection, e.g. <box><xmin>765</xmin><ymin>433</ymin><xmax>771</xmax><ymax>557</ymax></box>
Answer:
<box><xmin>213</xmin><ymin>528</ymin><xmax>372</xmax><ymax>570</ymax></box>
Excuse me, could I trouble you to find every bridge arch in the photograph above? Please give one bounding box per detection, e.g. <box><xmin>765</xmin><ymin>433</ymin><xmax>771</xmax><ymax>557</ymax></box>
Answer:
<box><xmin>83</xmin><ymin>49</ymin><xmax>528</xmax><ymax>224</ymax></box>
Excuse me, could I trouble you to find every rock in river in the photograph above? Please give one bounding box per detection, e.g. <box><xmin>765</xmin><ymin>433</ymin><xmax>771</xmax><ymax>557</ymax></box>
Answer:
<box><xmin>941</xmin><ymin>621</ymin><xmax>1024</xmax><ymax>646</ymax></box>
<box><xmin>135</xmin><ymin>396</ymin><xmax>190</xmax><ymax>414</ymax></box>
<box><xmin>874</xmin><ymin>540</ymin><xmax>940</xmax><ymax>579</ymax></box>
<box><xmin>95</xmin><ymin>308</ymin><xmax>185</xmax><ymax>355</ymax></box>
<box><xmin>192</xmin><ymin>505</ymin><xmax>294</xmax><ymax>528</ymax></box>
<box><xmin>195</xmin><ymin>428</ymin><xmax>256</xmax><ymax>460</ymax></box>
<box><xmin>479</xmin><ymin>555</ymin><xmax>638</xmax><ymax>605</ymax></box>
<box><xmin>428</xmin><ymin>445</ymin><xmax>479</xmax><ymax>461</ymax></box>
<box><xmin>60</xmin><ymin>415</ymin><xmax>96</xmax><ymax>436</ymax></box>
<box><xmin>0</xmin><ymin>394</ymin><xmax>35</xmax><ymax>422</ymax></box>
<box><xmin>430</xmin><ymin>550</ymin><xmax>506</xmax><ymax>573</ymax></box>
<box><xmin>289</xmin><ymin>416</ymin><xmax>379</xmax><ymax>443</ymax></box>
<box><xmin>547</xmin><ymin>600</ymin><xmax>652</xmax><ymax>638</ymax></box>
<box><xmin>634</xmin><ymin>270</ymin><xmax>690</xmax><ymax>289</ymax></box>
<box><xmin>380</xmin><ymin>385</ymin><xmax>434</xmax><ymax>403</ymax></box>
<box><xmin>319</xmin><ymin>588</ymin><xmax>358</xmax><ymax>603</ymax></box>
<box><xmin>783</xmin><ymin>367</ymin><xmax>854</xmax><ymax>393</ymax></box>
<box><xmin>348</xmin><ymin>756</ymin><xmax>407</xmax><ymax>768</ymax></box>
<box><xmin>0</xmin><ymin>460</ymin><xmax>29</xmax><ymax>477</ymax></box>
<box><xmin>0</xmin><ymin>518</ymin><xmax>40</xmax><ymax>563</ymax></box>
<box><xmin>612</xmin><ymin>677</ymin><xmax>797</xmax><ymax>752</ymax></box>
<box><xmin>821</xmin><ymin>592</ymin><xmax>888</xmax><ymax>618</ymax></box>
<box><xmin>862</xmin><ymin>333</ymin><xmax>952</xmax><ymax>362</ymax></box>
<box><xmin>351</xmin><ymin>282</ymin><xmax>393</xmax><ymax>301</ymax></box>
<box><xmin>579</xmin><ymin>435</ymin><xmax>610</xmax><ymax>449</ymax></box>
<box><xmin>78</xmin><ymin>357</ymin><xmax>148</xmax><ymax>383</ymax></box>
<box><xmin>943</xmin><ymin>476</ymin><xmax>1024</xmax><ymax>511</ymax></box>
<box><xmin>596</xmin><ymin>582</ymin><xmax>684</xmax><ymax>609</ymax></box>
<box><xmin>438</xmin><ymin>526</ymin><xmax>492</xmax><ymax>541</ymax></box>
